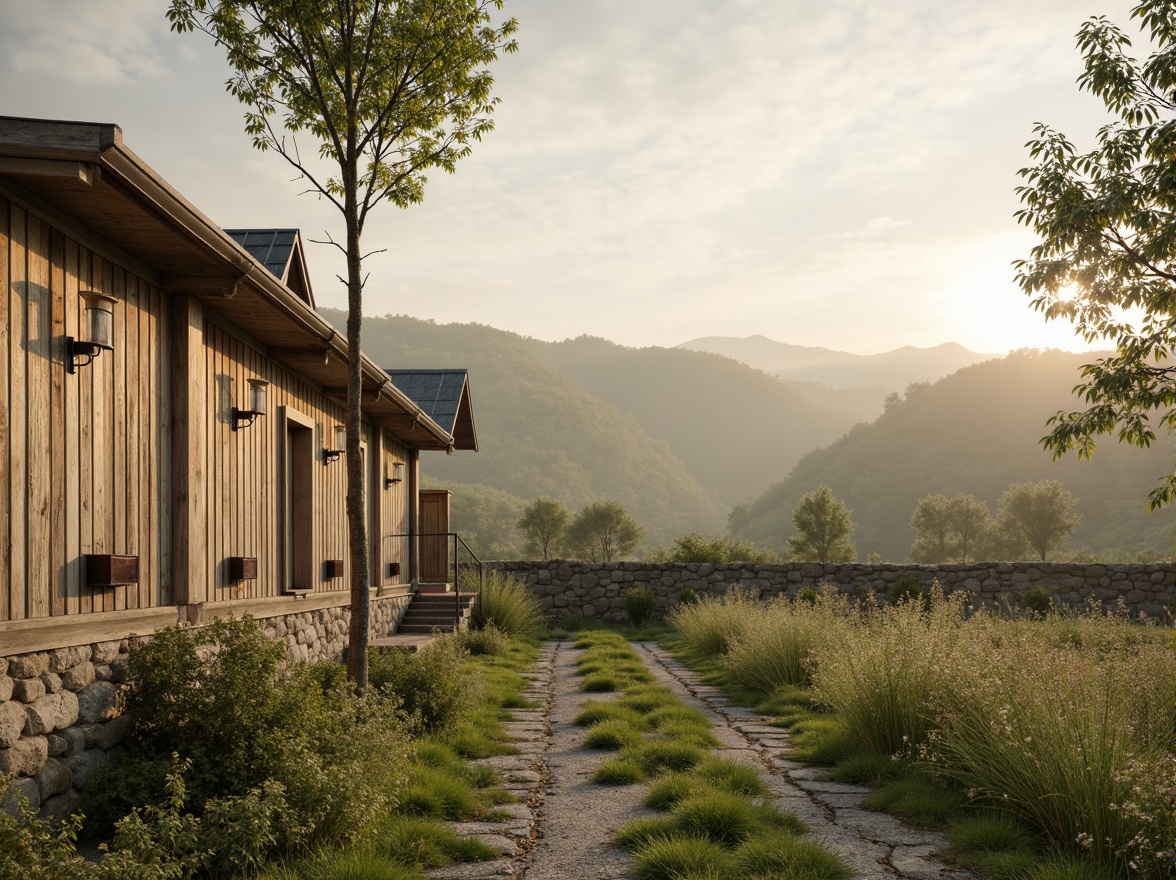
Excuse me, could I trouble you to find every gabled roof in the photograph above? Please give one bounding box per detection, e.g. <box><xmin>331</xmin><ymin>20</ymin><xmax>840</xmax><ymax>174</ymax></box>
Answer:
<box><xmin>224</xmin><ymin>228</ymin><xmax>314</xmax><ymax>306</ymax></box>
<box><xmin>0</xmin><ymin>115</ymin><xmax>460</xmax><ymax>451</ymax></box>
<box><xmin>385</xmin><ymin>369</ymin><xmax>478</xmax><ymax>451</ymax></box>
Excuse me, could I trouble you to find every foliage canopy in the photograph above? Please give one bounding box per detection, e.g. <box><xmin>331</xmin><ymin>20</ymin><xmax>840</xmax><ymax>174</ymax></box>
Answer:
<box><xmin>788</xmin><ymin>486</ymin><xmax>856</xmax><ymax>563</ymax></box>
<box><xmin>566</xmin><ymin>500</ymin><xmax>645</xmax><ymax>562</ymax></box>
<box><xmin>1015</xmin><ymin>1</ymin><xmax>1176</xmax><ymax>509</ymax></box>
<box><xmin>517</xmin><ymin>497</ymin><xmax>570</xmax><ymax>560</ymax></box>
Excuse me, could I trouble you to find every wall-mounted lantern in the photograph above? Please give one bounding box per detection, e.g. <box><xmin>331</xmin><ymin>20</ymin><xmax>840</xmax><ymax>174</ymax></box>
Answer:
<box><xmin>384</xmin><ymin>460</ymin><xmax>405</xmax><ymax>489</ymax></box>
<box><xmin>232</xmin><ymin>378</ymin><xmax>269</xmax><ymax>431</ymax></box>
<box><xmin>67</xmin><ymin>292</ymin><xmax>116</xmax><ymax>373</ymax></box>
<box><xmin>323</xmin><ymin>424</ymin><xmax>346</xmax><ymax>463</ymax></box>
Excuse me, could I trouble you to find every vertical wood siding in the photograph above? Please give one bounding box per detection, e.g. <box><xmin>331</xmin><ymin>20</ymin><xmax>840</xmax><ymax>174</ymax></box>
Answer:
<box><xmin>381</xmin><ymin>437</ymin><xmax>410</xmax><ymax>584</ymax></box>
<box><xmin>201</xmin><ymin>323</ymin><xmax>411</xmax><ymax>602</ymax></box>
<box><xmin>0</xmin><ymin>196</ymin><xmax>170</xmax><ymax>621</ymax></box>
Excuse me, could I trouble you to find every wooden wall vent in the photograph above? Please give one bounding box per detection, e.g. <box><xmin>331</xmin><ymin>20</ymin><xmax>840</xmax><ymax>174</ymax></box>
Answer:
<box><xmin>85</xmin><ymin>554</ymin><xmax>139</xmax><ymax>587</ymax></box>
<box><xmin>387</xmin><ymin>561</ymin><xmax>401</xmax><ymax>579</ymax></box>
<box><xmin>229</xmin><ymin>557</ymin><xmax>258</xmax><ymax>581</ymax></box>
<box><xmin>323</xmin><ymin>559</ymin><xmax>345</xmax><ymax>579</ymax></box>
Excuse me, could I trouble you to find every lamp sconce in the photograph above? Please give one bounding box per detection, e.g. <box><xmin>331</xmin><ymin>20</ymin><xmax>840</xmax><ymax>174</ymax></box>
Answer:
<box><xmin>232</xmin><ymin>378</ymin><xmax>269</xmax><ymax>431</ymax></box>
<box><xmin>323</xmin><ymin>424</ymin><xmax>346</xmax><ymax>463</ymax></box>
<box><xmin>384</xmin><ymin>460</ymin><xmax>405</xmax><ymax>489</ymax></box>
<box><xmin>67</xmin><ymin>292</ymin><xmax>116</xmax><ymax>373</ymax></box>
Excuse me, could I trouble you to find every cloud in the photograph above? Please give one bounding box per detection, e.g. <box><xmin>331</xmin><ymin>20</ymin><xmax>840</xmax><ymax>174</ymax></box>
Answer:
<box><xmin>0</xmin><ymin>0</ymin><xmax>167</xmax><ymax>85</ymax></box>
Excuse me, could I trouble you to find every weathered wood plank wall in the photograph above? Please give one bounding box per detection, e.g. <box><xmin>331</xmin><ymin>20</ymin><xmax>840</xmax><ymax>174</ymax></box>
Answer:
<box><xmin>0</xmin><ymin>195</ymin><xmax>170</xmax><ymax>622</ymax></box>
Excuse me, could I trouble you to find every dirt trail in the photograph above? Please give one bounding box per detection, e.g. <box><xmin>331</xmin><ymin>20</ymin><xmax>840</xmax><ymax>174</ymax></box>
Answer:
<box><xmin>429</xmin><ymin>640</ymin><xmax>966</xmax><ymax>880</ymax></box>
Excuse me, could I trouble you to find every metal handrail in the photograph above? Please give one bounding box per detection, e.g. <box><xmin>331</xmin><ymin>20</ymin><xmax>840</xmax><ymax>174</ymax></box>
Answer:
<box><xmin>387</xmin><ymin>531</ymin><xmax>484</xmax><ymax>629</ymax></box>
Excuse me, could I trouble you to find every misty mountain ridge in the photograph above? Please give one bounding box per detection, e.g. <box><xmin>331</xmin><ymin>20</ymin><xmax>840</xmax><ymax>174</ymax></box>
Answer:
<box><xmin>678</xmin><ymin>335</ymin><xmax>999</xmax><ymax>391</ymax></box>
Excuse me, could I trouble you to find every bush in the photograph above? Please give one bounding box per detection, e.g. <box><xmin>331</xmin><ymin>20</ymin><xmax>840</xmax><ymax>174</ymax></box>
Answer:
<box><xmin>889</xmin><ymin>573</ymin><xmax>927</xmax><ymax>607</ymax></box>
<box><xmin>1020</xmin><ymin>587</ymin><xmax>1054</xmax><ymax>617</ymax></box>
<box><xmin>96</xmin><ymin>758</ymin><xmax>289</xmax><ymax>880</ymax></box>
<box><xmin>472</xmin><ymin>571</ymin><xmax>546</xmax><ymax>636</ymax></box>
<box><xmin>86</xmin><ymin>616</ymin><xmax>411</xmax><ymax>847</ymax></box>
<box><xmin>459</xmin><ymin>624</ymin><xmax>510</xmax><ymax>656</ymax></box>
<box><xmin>0</xmin><ymin>784</ymin><xmax>86</xmax><ymax>880</ymax></box>
<box><xmin>623</xmin><ymin>588</ymin><xmax>658</xmax><ymax>626</ymax></box>
<box><xmin>676</xmin><ymin>589</ymin><xmax>699</xmax><ymax>606</ymax></box>
<box><xmin>369</xmin><ymin>634</ymin><xmax>481</xmax><ymax>735</ymax></box>
<box><xmin>796</xmin><ymin>586</ymin><xmax>819</xmax><ymax>604</ymax></box>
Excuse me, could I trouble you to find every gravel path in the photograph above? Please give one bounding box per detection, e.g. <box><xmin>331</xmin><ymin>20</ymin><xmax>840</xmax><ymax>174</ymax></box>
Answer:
<box><xmin>428</xmin><ymin>640</ymin><xmax>969</xmax><ymax>880</ymax></box>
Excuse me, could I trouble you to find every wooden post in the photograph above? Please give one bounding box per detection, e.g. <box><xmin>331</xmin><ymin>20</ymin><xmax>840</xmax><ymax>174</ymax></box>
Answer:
<box><xmin>170</xmin><ymin>293</ymin><xmax>207</xmax><ymax>609</ymax></box>
<box><xmin>408</xmin><ymin>450</ymin><xmax>419</xmax><ymax>586</ymax></box>
<box><xmin>369</xmin><ymin>426</ymin><xmax>384</xmax><ymax>591</ymax></box>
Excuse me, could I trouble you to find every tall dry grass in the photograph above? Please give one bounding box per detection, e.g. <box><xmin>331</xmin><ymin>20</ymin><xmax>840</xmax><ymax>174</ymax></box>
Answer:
<box><xmin>928</xmin><ymin>613</ymin><xmax>1176</xmax><ymax>875</ymax></box>
<box><xmin>723</xmin><ymin>592</ymin><xmax>852</xmax><ymax>691</ymax></box>
<box><xmin>808</xmin><ymin>588</ymin><xmax>969</xmax><ymax>756</ymax></box>
<box><xmin>668</xmin><ymin>586</ymin><xmax>761</xmax><ymax>655</ymax></box>
<box><xmin>669</xmin><ymin>586</ymin><xmax>1176</xmax><ymax>876</ymax></box>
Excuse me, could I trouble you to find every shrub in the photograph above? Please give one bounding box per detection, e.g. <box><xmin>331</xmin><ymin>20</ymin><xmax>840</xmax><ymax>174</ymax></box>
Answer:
<box><xmin>0</xmin><ymin>785</ymin><xmax>86</xmax><ymax>880</ymax></box>
<box><xmin>796</xmin><ymin>586</ymin><xmax>819</xmax><ymax>604</ymax></box>
<box><xmin>1020</xmin><ymin>587</ymin><xmax>1053</xmax><ymax>617</ymax></box>
<box><xmin>459</xmin><ymin>624</ymin><xmax>510</xmax><ymax>656</ymax></box>
<box><xmin>472</xmin><ymin>571</ymin><xmax>545</xmax><ymax>636</ymax></box>
<box><xmin>889</xmin><ymin>573</ymin><xmax>927</xmax><ymax>606</ymax></box>
<box><xmin>677</xmin><ymin>589</ymin><xmax>699</xmax><ymax>606</ymax></box>
<box><xmin>369</xmin><ymin>634</ymin><xmax>481</xmax><ymax>735</ymax></box>
<box><xmin>623</xmin><ymin>588</ymin><xmax>658</xmax><ymax>626</ymax></box>
<box><xmin>97</xmin><ymin>758</ymin><xmax>290</xmax><ymax>880</ymax></box>
<box><xmin>87</xmin><ymin>616</ymin><xmax>411</xmax><ymax>847</ymax></box>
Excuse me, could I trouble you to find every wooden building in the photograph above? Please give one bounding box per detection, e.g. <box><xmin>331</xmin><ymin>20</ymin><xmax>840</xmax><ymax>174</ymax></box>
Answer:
<box><xmin>0</xmin><ymin>116</ymin><xmax>478</xmax><ymax>658</ymax></box>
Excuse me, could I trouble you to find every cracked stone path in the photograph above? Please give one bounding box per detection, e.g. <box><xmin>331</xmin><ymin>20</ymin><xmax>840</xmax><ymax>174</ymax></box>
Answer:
<box><xmin>429</xmin><ymin>639</ymin><xmax>968</xmax><ymax>880</ymax></box>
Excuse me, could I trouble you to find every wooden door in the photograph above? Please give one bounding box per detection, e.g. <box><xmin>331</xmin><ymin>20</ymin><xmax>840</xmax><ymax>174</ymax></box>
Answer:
<box><xmin>419</xmin><ymin>489</ymin><xmax>451</xmax><ymax>583</ymax></box>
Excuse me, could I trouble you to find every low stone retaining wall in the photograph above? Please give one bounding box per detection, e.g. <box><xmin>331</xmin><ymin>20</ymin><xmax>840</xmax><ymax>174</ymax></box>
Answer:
<box><xmin>0</xmin><ymin>591</ymin><xmax>412</xmax><ymax>818</ymax></box>
<box><xmin>490</xmin><ymin>561</ymin><xmax>1175</xmax><ymax>624</ymax></box>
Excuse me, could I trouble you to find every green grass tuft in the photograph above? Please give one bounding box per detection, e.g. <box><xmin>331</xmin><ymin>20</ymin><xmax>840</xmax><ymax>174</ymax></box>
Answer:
<box><xmin>691</xmin><ymin>758</ymin><xmax>768</xmax><ymax>797</ymax></box>
<box><xmin>613</xmin><ymin>817</ymin><xmax>680</xmax><ymax>851</ymax></box>
<box><xmin>670</xmin><ymin>790</ymin><xmax>762</xmax><ymax>847</ymax></box>
<box><xmin>573</xmin><ymin>702</ymin><xmax>649</xmax><ymax>729</ymax></box>
<box><xmin>374</xmin><ymin>815</ymin><xmax>499</xmax><ymax>869</ymax></box>
<box><xmin>631</xmin><ymin>835</ymin><xmax>733</xmax><ymax>880</ymax></box>
<box><xmin>630</xmin><ymin>738</ymin><xmax>707</xmax><ymax>774</ymax></box>
<box><xmin>591</xmin><ymin>757</ymin><xmax>646</xmax><ymax>785</ymax></box>
<box><xmin>580</xmin><ymin>673</ymin><xmax>621</xmax><ymax>692</ymax></box>
<box><xmin>831</xmin><ymin>750</ymin><xmax>903</xmax><ymax>785</ymax></box>
<box><xmin>733</xmin><ymin>832</ymin><xmax>852</xmax><ymax>879</ymax></box>
<box><xmin>584</xmin><ymin>719</ymin><xmax>644</xmax><ymax>751</ymax></box>
<box><xmin>864</xmin><ymin>776</ymin><xmax>965</xmax><ymax>828</ymax></box>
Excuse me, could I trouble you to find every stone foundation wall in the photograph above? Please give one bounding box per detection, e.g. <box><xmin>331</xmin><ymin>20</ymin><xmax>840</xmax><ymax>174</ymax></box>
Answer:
<box><xmin>490</xmin><ymin>561</ymin><xmax>1175</xmax><ymax>623</ymax></box>
<box><xmin>0</xmin><ymin>592</ymin><xmax>412</xmax><ymax>818</ymax></box>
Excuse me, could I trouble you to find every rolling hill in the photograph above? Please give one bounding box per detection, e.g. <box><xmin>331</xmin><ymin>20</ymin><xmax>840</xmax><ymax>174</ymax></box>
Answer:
<box><xmin>531</xmin><ymin>335</ymin><xmax>860</xmax><ymax>504</ymax></box>
<box><xmin>321</xmin><ymin>311</ymin><xmax>729</xmax><ymax>547</ymax></box>
<box><xmin>729</xmin><ymin>349</ymin><xmax>1176</xmax><ymax>561</ymax></box>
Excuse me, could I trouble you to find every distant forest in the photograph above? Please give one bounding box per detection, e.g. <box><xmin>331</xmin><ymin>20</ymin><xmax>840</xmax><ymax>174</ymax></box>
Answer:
<box><xmin>325</xmin><ymin>311</ymin><xmax>1174</xmax><ymax>561</ymax></box>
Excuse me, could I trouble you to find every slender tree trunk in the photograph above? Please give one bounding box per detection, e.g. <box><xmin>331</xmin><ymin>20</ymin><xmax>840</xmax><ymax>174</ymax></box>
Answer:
<box><xmin>344</xmin><ymin>153</ymin><xmax>370</xmax><ymax>694</ymax></box>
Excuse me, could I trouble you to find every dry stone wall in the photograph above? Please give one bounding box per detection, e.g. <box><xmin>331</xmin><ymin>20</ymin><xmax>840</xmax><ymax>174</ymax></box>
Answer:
<box><xmin>490</xmin><ymin>561</ymin><xmax>1175</xmax><ymax>623</ymax></box>
<box><xmin>0</xmin><ymin>592</ymin><xmax>412</xmax><ymax>818</ymax></box>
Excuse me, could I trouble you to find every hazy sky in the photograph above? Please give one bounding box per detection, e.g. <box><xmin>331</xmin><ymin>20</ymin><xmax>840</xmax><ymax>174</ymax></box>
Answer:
<box><xmin>0</xmin><ymin>0</ymin><xmax>1140</xmax><ymax>354</ymax></box>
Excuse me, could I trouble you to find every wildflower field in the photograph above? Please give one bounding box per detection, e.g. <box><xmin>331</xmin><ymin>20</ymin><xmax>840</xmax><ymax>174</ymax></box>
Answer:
<box><xmin>669</xmin><ymin>587</ymin><xmax>1176</xmax><ymax>879</ymax></box>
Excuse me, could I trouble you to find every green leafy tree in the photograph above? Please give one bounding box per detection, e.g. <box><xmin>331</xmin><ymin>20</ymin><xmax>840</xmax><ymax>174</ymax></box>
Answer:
<box><xmin>650</xmin><ymin>531</ymin><xmax>781</xmax><ymax>563</ymax></box>
<box><xmin>908</xmin><ymin>494</ymin><xmax>955</xmax><ymax>563</ymax></box>
<box><xmin>167</xmin><ymin>0</ymin><xmax>518</xmax><ymax>690</ymax></box>
<box><xmin>909</xmin><ymin>493</ymin><xmax>991</xmax><ymax>563</ymax></box>
<box><xmin>1015</xmin><ymin>2</ymin><xmax>1176</xmax><ymax>510</ymax></box>
<box><xmin>565</xmin><ymin>500</ymin><xmax>644</xmax><ymax>562</ymax></box>
<box><xmin>994</xmin><ymin>480</ymin><xmax>1081</xmax><ymax>561</ymax></box>
<box><xmin>787</xmin><ymin>486</ymin><xmax>856</xmax><ymax>563</ymax></box>
<box><xmin>516</xmin><ymin>497</ymin><xmax>570</xmax><ymax>560</ymax></box>
<box><xmin>950</xmin><ymin>494</ymin><xmax>991</xmax><ymax>562</ymax></box>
